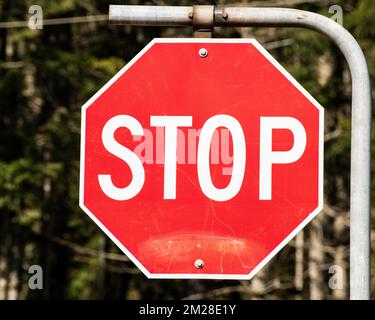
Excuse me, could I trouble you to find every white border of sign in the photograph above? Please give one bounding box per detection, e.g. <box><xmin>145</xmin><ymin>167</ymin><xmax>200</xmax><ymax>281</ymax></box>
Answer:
<box><xmin>79</xmin><ymin>38</ymin><xmax>324</xmax><ymax>280</ymax></box>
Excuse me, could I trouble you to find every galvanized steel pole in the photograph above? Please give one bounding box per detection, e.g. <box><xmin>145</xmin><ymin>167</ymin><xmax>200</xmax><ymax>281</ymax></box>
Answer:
<box><xmin>109</xmin><ymin>5</ymin><xmax>372</xmax><ymax>300</ymax></box>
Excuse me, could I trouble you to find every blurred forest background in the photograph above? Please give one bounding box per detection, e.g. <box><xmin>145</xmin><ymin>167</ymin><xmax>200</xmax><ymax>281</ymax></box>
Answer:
<box><xmin>0</xmin><ymin>0</ymin><xmax>374</xmax><ymax>300</ymax></box>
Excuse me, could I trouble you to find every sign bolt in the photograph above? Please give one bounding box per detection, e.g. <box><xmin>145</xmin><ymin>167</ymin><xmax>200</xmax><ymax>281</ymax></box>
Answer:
<box><xmin>199</xmin><ymin>48</ymin><xmax>208</xmax><ymax>58</ymax></box>
<box><xmin>195</xmin><ymin>259</ymin><xmax>204</xmax><ymax>269</ymax></box>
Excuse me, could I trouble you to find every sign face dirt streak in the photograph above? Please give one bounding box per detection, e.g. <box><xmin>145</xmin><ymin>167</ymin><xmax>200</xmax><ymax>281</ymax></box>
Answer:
<box><xmin>80</xmin><ymin>38</ymin><xmax>324</xmax><ymax>279</ymax></box>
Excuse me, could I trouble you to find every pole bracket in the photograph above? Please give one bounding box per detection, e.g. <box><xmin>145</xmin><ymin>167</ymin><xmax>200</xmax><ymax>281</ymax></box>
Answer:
<box><xmin>192</xmin><ymin>5</ymin><xmax>214</xmax><ymax>29</ymax></box>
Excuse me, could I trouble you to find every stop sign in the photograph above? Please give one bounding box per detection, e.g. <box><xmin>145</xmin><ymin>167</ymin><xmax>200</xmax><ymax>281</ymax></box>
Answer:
<box><xmin>80</xmin><ymin>39</ymin><xmax>323</xmax><ymax>279</ymax></box>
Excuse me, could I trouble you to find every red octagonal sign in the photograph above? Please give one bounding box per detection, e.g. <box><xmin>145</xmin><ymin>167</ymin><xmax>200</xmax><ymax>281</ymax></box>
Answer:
<box><xmin>80</xmin><ymin>39</ymin><xmax>323</xmax><ymax>279</ymax></box>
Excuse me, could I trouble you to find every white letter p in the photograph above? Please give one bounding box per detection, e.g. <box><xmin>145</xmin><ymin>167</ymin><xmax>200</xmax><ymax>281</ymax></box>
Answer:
<box><xmin>259</xmin><ymin>117</ymin><xmax>306</xmax><ymax>200</ymax></box>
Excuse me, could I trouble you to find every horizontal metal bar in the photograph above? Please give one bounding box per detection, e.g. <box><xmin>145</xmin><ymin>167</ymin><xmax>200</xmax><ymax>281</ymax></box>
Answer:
<box><xmin>109</xmin><ymin>5</ymin><xmax>192</xmax><ymax>26</ymax></box>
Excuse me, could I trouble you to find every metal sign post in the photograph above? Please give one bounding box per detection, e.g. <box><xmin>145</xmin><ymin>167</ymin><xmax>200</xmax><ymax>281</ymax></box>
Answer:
<box><xmin>108</xmin><ymin>5</ymin><xmax>371</xmax><ymax>300</ymax></box>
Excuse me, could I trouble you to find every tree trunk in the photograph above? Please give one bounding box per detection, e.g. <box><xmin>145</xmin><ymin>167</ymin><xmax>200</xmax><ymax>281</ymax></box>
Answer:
<box><xmin>97</xmin><ymin>234</ymin><xmax>108</xmax><ymax>299</ymax></box>
<box><xmin>331</xmin><ymin>213</ymin><xmax>348</xmax><ymax>299</ymax></box>
<box><xmin>295</xmin><ymin>230</ymin><xmax>304</xmax><ymax>292</ymax></box>
<box><xmin>309</xmin><ymin>215</ymin><xmax>325</xmax><ymax>300</ymax></box>
<box><xmin>250</xmin><ymin>266</ymin><xmax>269</xmax><ymax>297</ymax></box>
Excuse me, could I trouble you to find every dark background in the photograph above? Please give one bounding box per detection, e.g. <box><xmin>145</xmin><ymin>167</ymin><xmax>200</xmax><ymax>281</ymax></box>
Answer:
<box><xmin>0</xmin><ymin>0</ymin><xmax>374</xmax><ymax>299</ymax></box>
